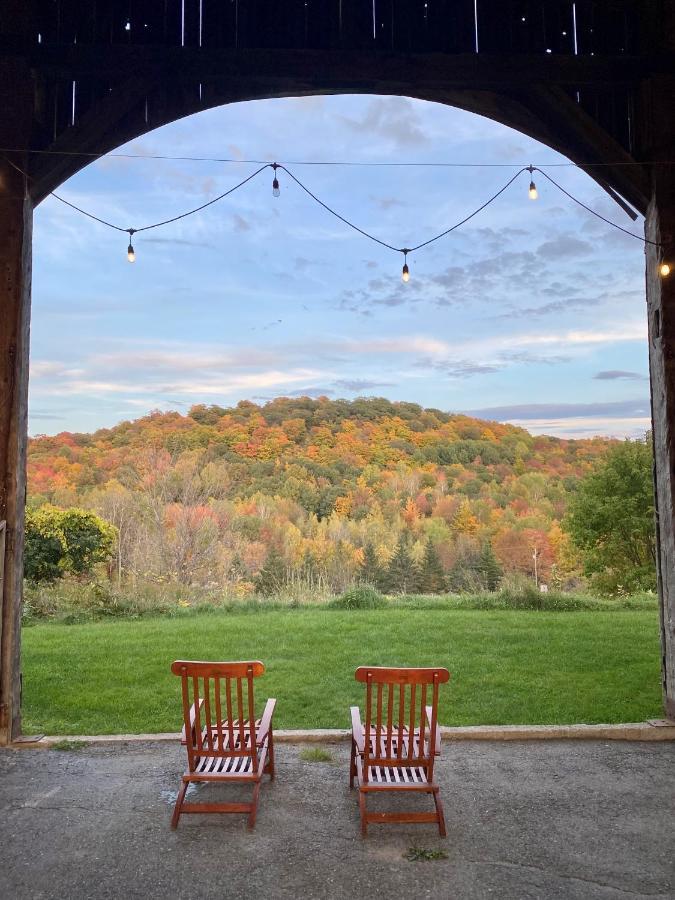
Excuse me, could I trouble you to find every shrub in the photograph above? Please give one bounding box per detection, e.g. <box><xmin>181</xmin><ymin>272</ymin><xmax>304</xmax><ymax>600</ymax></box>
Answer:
<box><xmin>329</xmin><ymin>584</ymin><xmax>387</xmax><ymax>610</ymax></box>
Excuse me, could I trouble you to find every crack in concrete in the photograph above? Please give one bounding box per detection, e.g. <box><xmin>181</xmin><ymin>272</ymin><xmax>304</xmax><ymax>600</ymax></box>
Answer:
<box><xmin>468</xmin><ymin>858</ymin><xmax>671</xmax><ymax>897</ymax></box>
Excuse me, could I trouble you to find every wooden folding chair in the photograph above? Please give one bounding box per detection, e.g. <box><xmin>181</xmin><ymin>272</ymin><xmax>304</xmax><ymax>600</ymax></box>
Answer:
<box><xmin>170</xmin><ymin>660</ymin><xmax>276</xmax><ymax>830</ymax></box>
<box><xmin>350</xmin><ymin>665</ymin><xmax>450</xmax><ymax>836</ymax></box>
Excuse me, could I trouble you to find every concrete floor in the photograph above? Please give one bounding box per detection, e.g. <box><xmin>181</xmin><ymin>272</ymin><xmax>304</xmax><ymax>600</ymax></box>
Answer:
<box><xmin>1</xmin><ymin>740</ymin><xmax>673</xmax><ymax>899</ymax></box>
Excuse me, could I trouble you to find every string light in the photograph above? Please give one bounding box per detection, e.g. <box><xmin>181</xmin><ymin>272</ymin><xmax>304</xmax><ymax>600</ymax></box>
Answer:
<box><xmin>401</xmin><ymin>250</ymin><xmax>410</xmax><ymax>283</ymax></box>
<box><xmin>126</xmin><ymin>229</ymin><xmax>136</xmax><ymax>263</ymax></box>
<box><xmin>527</xmin><ymin>165</ymin><xmax>538</xmax><ymax>200</ymax></box>
<box><xmin>27</xmin><ymin>160</ymin><xmax>665</xmax><ymax>283</ymax></box>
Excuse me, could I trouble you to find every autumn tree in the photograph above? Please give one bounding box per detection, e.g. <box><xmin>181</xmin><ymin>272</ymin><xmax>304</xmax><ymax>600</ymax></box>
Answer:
<box><xmin>24</xmin><ymin>506</ymin><xmax>115</xmax><ymax>582</ymax></box>
<box><xmin>383</xmin><ymin>535</ymin><xmax>419</xmax><ymax>594</ymax></box>
<box><xmin>24</xmin><ymin>507</ymin><xmax>66</xmax><ymax>582</ymax></box>
<box><xmin>359</xmin><ymin>542</ymin><xmax>384</xmax><ymax>589</ymax></box>
<box><xmin>418</xmin><ymin>539</ymin><xmax>446</xmax><ymax>594</ymax></box>
<box><xmin>476</xmin><ymin>541</ymin><xmax>503</xmax><ymax>591</ymax></box>
<box><xmin>565</xmin><ymin>438</ymin><xmax>656</xmax><ymax>594</ymax></box>
<box><xmin>254</xmin><ymin>547</ymin><xmax>287</xmax><ymax>596</ymax></box>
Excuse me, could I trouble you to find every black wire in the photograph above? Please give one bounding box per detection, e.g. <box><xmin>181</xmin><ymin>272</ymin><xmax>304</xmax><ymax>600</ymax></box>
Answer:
<box><xmin>3</xmin><ymin>146</ymin><xmax>675</xmax><ymax>168</ymax></box>
<box><xmin>50</xmin><ymin>193</ymin><xmax>128</xmax><ymax>232</ymax></box>
<box><xmin>278</xmin><ymin>165</ymin><xmax>401</xmax><ymax>253</ymax></box>
<box><xmin>133</xmin><ymin>164</ymin><xmax>270</xmax><ymax>232</ymax></box>
<box><xmin>533</xmin><ymin>167</ymin><xmax>659</xmax><ymax>247</ymax></box>
<box><xmin>409</xmin><ymin>168</ymin><xmax>528</xmax><ymax>252</ymax></box>
<box><xmin>28</xmin><ymin>158</ymin><xmax>665</xmax><ymax>257</ymax></box>
<box><xmin>51</xmin><ymin>164</ymin><xmax>271</xmax><ymax>235</ymax></box>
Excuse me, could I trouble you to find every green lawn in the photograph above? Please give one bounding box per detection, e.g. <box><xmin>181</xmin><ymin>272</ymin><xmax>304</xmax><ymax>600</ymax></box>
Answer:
<box><xmin>21</xmin><ymin>608</ymin><xmax>662</xmax><ymax>734</ymax></box>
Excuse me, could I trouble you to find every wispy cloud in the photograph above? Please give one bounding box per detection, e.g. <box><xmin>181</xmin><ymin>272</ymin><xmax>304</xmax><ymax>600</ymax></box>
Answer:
<box><xmin>594</xmin><ymin>370</ymin><xmax>648</xmax><ymax>381</ymax></box>
<box><xmin>338</xmin><ymin>98</ymin><xmax>430</xmax><ymax>148</ymax></box>
<box><xmin>464</xmin><ymin>399</ymin><xmax>650</xmax><ymax>421</ymax></box>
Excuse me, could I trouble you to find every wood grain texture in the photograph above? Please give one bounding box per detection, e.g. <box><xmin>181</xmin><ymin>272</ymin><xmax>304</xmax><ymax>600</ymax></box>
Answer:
<box><xmin>644</xmin><ymin>74</ymin><xmax>675</xmax><ymax>719</ymax></box>
<box><xmin>171</xmin><ymin>659</ymin><xmax>276</xmax><ymax>829</ymax></box>
<box><xmin>0</xmin><ymin>56</ymin><xmax>33</xmax><ymax>745</ymax></box>
<box><xmin>350</xmin><ymin>666</ymin><xmax>449</xmax><ymax>836</ymax></box>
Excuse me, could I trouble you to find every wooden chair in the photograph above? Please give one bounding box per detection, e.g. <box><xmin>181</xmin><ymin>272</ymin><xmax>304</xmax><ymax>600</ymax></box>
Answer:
<box><xmin>170</xmin><ymin>660</ymin><xmax>276</xmax><ymax>830</ymax></box>
<box><xmin>350</xmin><ymin>665</ymin><xmax>450</xmax><ymax>836</ymax></box>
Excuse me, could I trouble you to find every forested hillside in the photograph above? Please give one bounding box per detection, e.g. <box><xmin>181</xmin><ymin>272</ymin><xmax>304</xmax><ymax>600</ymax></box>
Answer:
<box><xmin>26</xmin><ymin>396</ymin><xmax>615</xmax><ymax>594</ymax></box>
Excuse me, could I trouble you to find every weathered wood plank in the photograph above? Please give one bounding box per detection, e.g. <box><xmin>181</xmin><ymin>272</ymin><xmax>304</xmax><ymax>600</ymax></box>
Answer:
<box><xmin>644</xmin><ymin>74</ymin><xmax>675</xmax><ymax>719</ymax></box>
<box><xmin>0</xmin><ymin>64</ymin><xmax>33</xmax><ymax>745</ymax></box>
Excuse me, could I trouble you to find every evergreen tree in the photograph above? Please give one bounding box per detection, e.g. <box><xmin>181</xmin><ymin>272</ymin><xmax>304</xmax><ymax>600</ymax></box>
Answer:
<box><xmin>384</xmin><ymin>535</ymin><xmax>419</xmax><ymax>594</ymax></box>
<box><xmin>477</xmin><ymin>541</ymin><xmax>502</xmax><ymax>591</ymax></box>
<box><xmin>418</xmin><ymin>538</ymin><xmax>446</xmax><ymax>594</ymax></box>
<box><xmin>360</xmin><ymin>542</ymin><xmax>384</xmax><ymax>589</ymax></box>
<box><xmin>254</xmin><ymin>547</ymin><xmax>286</xmax><ymax>596</ymax></box>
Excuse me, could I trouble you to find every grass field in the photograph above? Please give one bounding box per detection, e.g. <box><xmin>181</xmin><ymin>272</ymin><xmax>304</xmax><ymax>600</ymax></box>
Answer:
<box><xmin>21</xmin><ymin>608</ymin><xmax>662</xmax><ymax>734</ymax></box>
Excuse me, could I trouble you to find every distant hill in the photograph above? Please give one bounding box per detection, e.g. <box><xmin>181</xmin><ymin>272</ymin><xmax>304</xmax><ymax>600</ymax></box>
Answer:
<box><xmin>26</xmin><ymin>397</ymin><xmax>615</xmax><ymax>592</ymax></box>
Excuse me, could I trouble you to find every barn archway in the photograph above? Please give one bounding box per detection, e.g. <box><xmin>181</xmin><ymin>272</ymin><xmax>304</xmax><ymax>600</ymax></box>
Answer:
<box><xmin>2</xmin><ymin>0</ymin><xmax>674</xmax><ymax>742</ymax></box>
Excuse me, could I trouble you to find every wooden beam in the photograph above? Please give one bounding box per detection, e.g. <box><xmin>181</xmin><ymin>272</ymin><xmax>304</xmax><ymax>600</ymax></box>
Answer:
<box><xmin>15</xmin><ymin>45</ymin><xmax>655</xmax><ymax>87</ymax></box>
<box><xmin>644</xmin><ymin>74</ymin><xmax>675</xmax><ymax>719</ymax></box>
<box><xmin>0</xmin><ymin>60</ymin><xmax>33</xmax><ymax>745</ymax></box>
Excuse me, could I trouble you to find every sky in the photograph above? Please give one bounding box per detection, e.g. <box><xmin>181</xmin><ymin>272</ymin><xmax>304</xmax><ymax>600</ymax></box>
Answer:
<box><xmin>29</xmin><ymin>94</ymin><xmax>651</xmax><ymax>439</ymax></box>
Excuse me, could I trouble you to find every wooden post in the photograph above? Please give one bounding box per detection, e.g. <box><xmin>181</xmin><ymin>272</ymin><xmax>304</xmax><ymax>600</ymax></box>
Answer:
<box><xmin>645</xmin><ymin>74</ymin><xmax>675</xmax><ymax>719</ymax></box>
<box><xmin>0</xmin><ymin>59</ymin><xmax>33</xmax><ymax>744</ymax></box>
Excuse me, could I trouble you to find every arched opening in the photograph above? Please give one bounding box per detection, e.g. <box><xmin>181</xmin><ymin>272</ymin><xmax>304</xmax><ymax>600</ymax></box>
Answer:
<box><xmin>18</xmin><ymin>93</ymin><xmax>660</xmax><ymax>737</ymax></box>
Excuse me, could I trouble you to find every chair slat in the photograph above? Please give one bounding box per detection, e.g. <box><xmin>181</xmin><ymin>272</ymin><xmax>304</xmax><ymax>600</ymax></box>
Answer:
<box><xmin>397</xmin><ymin>684</ymin><xmax>405</xmax><ymax>761</ymax></box>
<box><xmin>192</xmin><ymin>675</ymin><xmax>203</xmax><ymax>752</ymax></box>
<box><xmin>364</xmin><ymin>674</ymin><xmax>372</xmax><ymax>781</ymax></box>
<box><xmin>225</xmin><ymin>676</ymin><xmax>234</xmax><ymax>748</ymax></box>
<box><xmin>247</xmin><ymin>666</ymin><xmax>256</xmax><ymax>753</ymax></box>
<box><xmin>386</xmin><ymin>683</ymin><xmax>394</xmax><ymax>757</ymax></box>
<box><xmin>419</xmin><ymin>683</ymin><xmax>427</xmax><ymax>753</ymax></box>
<box><xmin>237</xmin><ymin>678</ymin><xmax>245</xmax><ymax>750</ymax></box>
<box><xmin>203</xmin><ymin>677</ymin><xmax>213</xmax><ymax>751</ymax></box>
<box><xmin>214</xmin><ymin>675</ymin><xmax>224</xmax><ymax>750</ymax></box>
<box><xmin>408</xmin><ymin>683</ymin><xmax>416</xmax><ymax>762</ymax></box>
<box><xmin>375</xmin><ymin>681</ymin><xmax>382</xmax><ymax>755</ymax></box>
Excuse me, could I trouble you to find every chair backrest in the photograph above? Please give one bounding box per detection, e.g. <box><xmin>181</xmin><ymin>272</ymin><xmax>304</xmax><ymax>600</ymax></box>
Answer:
<box><xmin>171</xmin><ymin>660</ymin><xmax>264</xmax><ymax>768</ymax></box>
<box><xmin>355</xmin><ymin>666</ymin><xmax>450</xmax><ymax>781</ymax></box>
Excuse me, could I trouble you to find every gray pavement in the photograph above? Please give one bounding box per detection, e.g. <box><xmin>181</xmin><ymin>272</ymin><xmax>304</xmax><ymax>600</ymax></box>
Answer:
<box><xmin>1</xmin><ymin>740</ymin><xmax>674</xmax><ymax>899</ymax></box>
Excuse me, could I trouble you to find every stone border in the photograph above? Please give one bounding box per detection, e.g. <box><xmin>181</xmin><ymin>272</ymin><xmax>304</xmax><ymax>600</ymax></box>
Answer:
<box><xmin>9</xmin><ymin>720</ymin><xmax>675</xmax><ymax>749</ymax></box>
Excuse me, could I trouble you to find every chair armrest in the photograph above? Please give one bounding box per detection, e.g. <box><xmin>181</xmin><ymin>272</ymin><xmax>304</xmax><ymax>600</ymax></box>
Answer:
<box><xmin>181</xmin><ymin>698</ymin><xmax>205</xmax><ymax>745</ymax></box>
<box><xmin>256</xmin><ymin>698</ymin><xmax>277</xmax><ymax>746</ymax></box>
<box><xmin>425</xmin><ymin>706</ymin><xmax>442</xmax><ymax>755</ymax></box>
<box><xmin>351</xmin><ymin>706</ymin><xmax>365</xmax><ymax>753</ymax></box>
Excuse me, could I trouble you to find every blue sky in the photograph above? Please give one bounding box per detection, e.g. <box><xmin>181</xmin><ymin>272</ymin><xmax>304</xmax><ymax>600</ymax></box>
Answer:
<box><xmin>29</xmin><ymin>94</ymin><xmax>650</xmax><ymax>439</ymax></box>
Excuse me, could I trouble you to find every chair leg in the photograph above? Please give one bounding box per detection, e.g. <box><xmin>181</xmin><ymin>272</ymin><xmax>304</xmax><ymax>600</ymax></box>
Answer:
<box><xmin>359</xmin><ymin>790</ymin><xmax>368</xmax><ymax>837</ymax></box>
<box><xmin>349</xmin><ymin>741</ymin><xmax>356</xmax><ymax>789</ymax></box>
<box><xmin>266</xmin><ymin>730</ymin><xmax>275</xmax><ymax>780</ymax></box>
<box><xmin>248</xmin><ymin>780</ymin><xmax>261</xmax><ymax>830</ymax></box>
<box><xmin>171</xmin><ymin>781</ymin><xmax>188</xmax><ymax>830</ymax></box>
<box><xmin>433</xmin><ymin>789</ymin><xmax>447</xmax><ymax>838</ymax></box>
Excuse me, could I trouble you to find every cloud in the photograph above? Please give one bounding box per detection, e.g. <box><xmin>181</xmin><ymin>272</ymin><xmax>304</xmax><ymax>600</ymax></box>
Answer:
<box><xmin>232</xmin><ymin>214</ymin><xmax>251</xmax><ymax>233</ymax></box>
<box><xmin>417</xmin><ymin>358</ymin><xmax>502</xmax><ymax>378</ymax></box>
<box><xmin>536</xmin><ymin>235</ymin><xmax>595</xmax><ymax>260</ymax></box>
<box><xmin>338</xmin><ymin>98</ymin><xmax>429</xmax><ymax>148</ymax></box>
<box><xmin>332</xmin><ymin>378</ymin><xmax>395</xmax><ymax>392</ymax></box>
<box><xmin>140</xmin><ymin>236</ymin><xmax>213</xmax><ymax>248</ymax></box>
<box><xmin>370</xmin><ymin>196</ymin><xmax>405</xmax><ymax>211</ymax></box>
<box><xmin>500</xmin><ymin>297</ymin><xmax>601</xmax><ymax>319</ymax></box>
<box><xmin>594</xmin><ymin>370</ymin><xmax>648</xmax><ymax>381</ymax></box>
<box><xmin>464</xmin><ymin>399</ymin><xmax>651</xmax><ymax>421</ymax></box>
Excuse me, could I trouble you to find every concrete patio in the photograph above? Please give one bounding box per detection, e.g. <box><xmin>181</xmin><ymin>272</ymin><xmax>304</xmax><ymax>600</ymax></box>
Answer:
<box><xmin>1</xmin><ymin>739</ymin><xmax>673</xmax><ymax>899</ymax></box>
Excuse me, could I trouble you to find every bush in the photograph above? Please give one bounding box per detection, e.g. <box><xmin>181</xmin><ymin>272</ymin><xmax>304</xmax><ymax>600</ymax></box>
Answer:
<box><xmin>329</xmin><ymin>584</ymin><xmax>387</xmax><ymax>610</ymax></box>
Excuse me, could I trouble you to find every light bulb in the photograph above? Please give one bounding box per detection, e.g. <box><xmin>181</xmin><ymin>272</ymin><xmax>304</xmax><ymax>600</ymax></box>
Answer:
<box><xmin>529</xmin><ymin>180</ymin><xmax>538</xmax><ymax>200</ymax></box>
<box><xmin>402</xmin><ymin>262</ymin><xmax>410</xmax><ymax>283</ymax></box>
<box><xmin>272</xmin><ymin>176</ymin><xmax>280</xmax><ymax>198</ymax></box>
<box><xmin>127</xmin><ymin>242</ymin><xmax>135</xmax><ymax>263</ymax></box>
<box><xmin>660</xmin><ymin>262</ymin><xmax>671</xmax><ymax>277</ymax></box>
